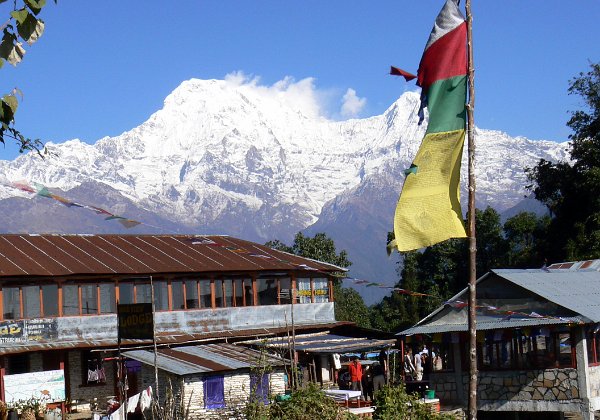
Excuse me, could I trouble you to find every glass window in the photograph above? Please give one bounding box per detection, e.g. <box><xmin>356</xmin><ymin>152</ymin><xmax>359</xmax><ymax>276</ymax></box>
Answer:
<box><xmin>279</xmin><ymin>278</ymin><xmax>292</xmax><ymax>304</ymax></box>
<box><xmin>244</xmin><ymin>279</ymin><xmax>254</xmax><ymax>306</ymax></box>
<box><xmin>172</xmin><ymin>280</ymin><xmax>184</xmax><ymax>310</ymax></box>
<box><xmin>214</xmin><ymin>280</ymin><xmax>224</xmax><ymax>307</ymax></box>
<box><xmin>154</xmin><ymin>281</ymin><xmax>168</xmax><ymax>311</ymax></box>
<box><xmin>313</xmin><ymin>278</ymin><xmax>329</xmax><ymax>303</ymax></box>
<box><xmin>119</xmin><ymin>283</ymin><xmax>134</xmax><ymax>304</ymax></box>
<box><xmin>557</xmin><ymin>332</ymin><xmax>572</xmax><ymax>367</ymax></box>
<box><xmin>22</xmin><ymin>286</ymin><xmax>41</xmax><ymax>318</ymax></box>
<box><xmin>81</xmin><ymin>284</ymin><xmax>98</xmax><ymax>315</ymax></box>
<box><xmin>223</xmin><ymin>280</ymin><xmax>233</xmax><ymax>308</ymax></box>
<box><xmin>200</xmin><ymin>280</ymin><xmax>212</xmax><ymax>308</ymax></box>
<box><xmin>234</xmin><ymin>279</ymin><xmax>244</xmax><ymax>307</ymax></box>
<box><xmin>185</xmin><ymin>280</ymin><xmax>199</xmax><ymax>309</ymax></box>
<box><xmin>136</xmin><ymin>284</ymin><xmax>152</xmax><ymax>304</ymax></box>
<box><xmin>297</xmin><ymin>279</ymin><xmax>311</xmax><ymax>304</ymax></box>
<box><xmin>62</xmin><ymin>284</ymin><xmax>79</xmax><ymax>316</ymax></box>
<box><xmin>99</xmin><ymin>283</ymin><xmax>116</xmax><ymax>314</ymax></box>
<box><xmin>2</xmin><ymin>287</ymin><xmax>20</xmax><ymax>319</ymax></box>
<box><xmin>42</xmin><ymin>284</ymin><xmax>59</xmax><ymax>317</ymax></box>
<box><xmin>257</xmin><ymin>278</ymin><xmax>278</xmax><ymax>305</ymax></box>
<box><xmin>204</xmin><ymin>375</ymin><xmax>225</xmax><ymax>409</ymax></box>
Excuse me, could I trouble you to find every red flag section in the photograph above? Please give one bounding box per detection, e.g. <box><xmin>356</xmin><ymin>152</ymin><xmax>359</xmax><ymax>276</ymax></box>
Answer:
<box><xmin>390</xmin><ymin>66</ymin><xmax>417</xmax><ymax>82</ymax></box>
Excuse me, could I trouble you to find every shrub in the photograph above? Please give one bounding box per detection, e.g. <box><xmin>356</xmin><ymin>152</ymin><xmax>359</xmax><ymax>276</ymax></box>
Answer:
<box><xmin>373</xmin><ymin>385</ymin><xmax>456</xmax><ymax>420</ymax></box>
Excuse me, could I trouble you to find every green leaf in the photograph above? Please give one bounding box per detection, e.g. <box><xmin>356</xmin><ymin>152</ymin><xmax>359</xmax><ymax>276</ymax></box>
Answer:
<box><xmin>10</xmin><ymin>8</ymin><xmax>29</xmax><ymax>24</ymax></box>
<box><xmin>17</xmin><ymin>15</ymin><xmax>44</xmax><ymax>45</ymax></box>
<box><xmin>3</xmin><ymin>95</ymin><xmax>18</xmax><ymax>115</ymax></box>
<box><xmin>0</xmin><ymin>30</ymin><xmax>25</xmax><ymax>66</ymax></box>
<box><xmin>24</xmin><ymin>0</ymin><xmax>47</xmax><ymax>16</ymax></box>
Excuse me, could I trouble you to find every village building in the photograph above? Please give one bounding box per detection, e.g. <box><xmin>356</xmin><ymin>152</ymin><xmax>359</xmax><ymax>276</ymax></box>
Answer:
<box><xmin>398</xmin><ymin>260</ymin><xmax>600</xmax><ymax>420</ymax></box>
<box><xmin>0</xmin><ymin>233</ymin><xmax>363</xmax><ymax>417</ymax></box>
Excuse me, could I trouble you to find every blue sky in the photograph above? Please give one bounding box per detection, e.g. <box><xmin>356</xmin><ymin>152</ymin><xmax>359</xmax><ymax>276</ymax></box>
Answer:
<box><xmin>1</xmin><ymin>1</ymin><xmax>598</xmax><ymax>160</ymax></box>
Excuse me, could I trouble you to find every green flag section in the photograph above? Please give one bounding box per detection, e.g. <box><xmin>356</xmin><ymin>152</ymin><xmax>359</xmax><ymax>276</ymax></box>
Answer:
<box><xmin>393</xmin><ymin>0</ymin><xmax>467</xmax><ymax>252</ymax></box>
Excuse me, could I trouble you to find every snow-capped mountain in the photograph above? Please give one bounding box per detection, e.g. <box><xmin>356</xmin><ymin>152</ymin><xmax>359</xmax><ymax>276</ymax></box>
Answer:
<box><xmin>0</xmin><ymin>77</ymin><xmax>569</xmax><ymax>303</ymax></box>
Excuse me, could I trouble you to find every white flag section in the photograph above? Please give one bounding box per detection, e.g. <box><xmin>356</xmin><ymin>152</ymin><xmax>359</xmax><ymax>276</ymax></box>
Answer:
<box><xmin>3</xmin><ymin>369</ymin><xmax>65</xmax><ymax>404</ymax></box>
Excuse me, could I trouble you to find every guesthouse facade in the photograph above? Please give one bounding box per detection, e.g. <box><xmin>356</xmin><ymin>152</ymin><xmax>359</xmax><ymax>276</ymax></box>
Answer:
<box><xmin>399</xmin><ymin>260</ymin><xmax>600</xmax><ymax>420</ymax></box>
<box><xmin>0</xmin><ymin>234</ymin><xmax>344</xmax><ymax>415</ymax></box>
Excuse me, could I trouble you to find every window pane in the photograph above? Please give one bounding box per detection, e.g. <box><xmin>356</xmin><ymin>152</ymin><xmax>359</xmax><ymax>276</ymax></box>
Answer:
<box><xmin>244</xmin><ymin>279</ymin><xmax>254</xmax><ymax>306</ymax></box>
<box><xmin>200</xmin><ymin>281</ymin><xmax>211</xmax><ymax>308</ymax></box>
<box><xmin>313</xmin><ymin>278</ymin><xmax>329</xmax><ymax>303</ymax></box>
<box><xmin>100</xmin><ymin>283</ymin><xmax>116</xmax><ymax>314</ymax></box>
<box><xmin>22</xmin><ymin>286</ymin><xmax>41</xmax><ymax>318</ymax></box>
<box><xmin>234</xmin><ymin>279</ymin><xmax>243</xmax><ymax>307</ymax></box>
<box><xmin>257</xmin><ymin>278</ymin><xmax>278</xmax><ymax>305</ymax></box>
<box><xmin>185</xmin><ymin>280</ymin><xmax>199</xmax><ymax>309</ymax></box>
<box><xmin>136</xmin><ymin>284</ymin><xmax>152</xmax><ymax>304</ymax></box>
<box><xmin>3</xmin><ymin>287</ymin><xmax>20</xmax><ymax>319</ymax></box>
<box><xmin>119</xmin><ymin>283</ymin><xmax>134</xmax><ymax>304</ymax></box>
<box><xmin>42</xmin><ymin>284</ymin><xmax>59</xmax><ymax>317</ymax></box>
<box><xmin>279</xmin><ymin>278</ymin><xmax>292</xmax><ymax>304</ymax></box>
<box><xmin>62</xmin><ymin>285</ymin><xmax>79</xmax><ymax>316</ymax></box>
<box><xmin>81</xmin><ymin>284</ymin><xmax>98</xmax><ymax>315</ymax></box>
<box><xmin>154</xmin><ymin>281</ymin><xmax>168</xmax><ymax>311</ymax></box>
<box><xmin>214</xmin><ymin>280</ymin><xmax>224</xmax><ymax>307</ymax></box>
<box><xmin>224</xmin><ymin>280</ymin><xmax>233</xmax><ymax>307</ymax></box>
<box><xmin>297</xmin><ymin>279</ymin><xmax>311</xmax><ymax>304</ymax></box>
<box><xmin>558</xmin><ymin>333</ymin><xmax>572</xmax><ymax>366</ymax></box>
<box><xmin>172</xmin><ymin>281</ymin><xmax>184</xmax><ymax>310</ymax></box>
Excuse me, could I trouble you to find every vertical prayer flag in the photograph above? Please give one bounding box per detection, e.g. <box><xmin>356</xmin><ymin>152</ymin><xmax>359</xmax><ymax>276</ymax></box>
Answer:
<box><xmin>393</xmin><ymin>0</ymin><xmax>468</xmax><ymax>251</ymax></box>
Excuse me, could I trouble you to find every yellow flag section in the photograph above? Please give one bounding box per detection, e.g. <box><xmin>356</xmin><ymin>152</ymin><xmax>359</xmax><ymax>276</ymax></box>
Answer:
<box><xmin>394</xmin><ymin>129</ymin><xmax>466</xmax><ymax>251</ymax></box>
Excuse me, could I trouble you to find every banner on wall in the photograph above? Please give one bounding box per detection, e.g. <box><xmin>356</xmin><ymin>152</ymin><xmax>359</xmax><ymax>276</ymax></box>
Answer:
<box><xmin>3</xmin><ymin>369</ymin><xmax>66</xmax><ymax>403</ymax></box>
<box><xmin>118</xmin><ymin>303</ymin><xmax>154</xmax><ymax>340</ymax></box>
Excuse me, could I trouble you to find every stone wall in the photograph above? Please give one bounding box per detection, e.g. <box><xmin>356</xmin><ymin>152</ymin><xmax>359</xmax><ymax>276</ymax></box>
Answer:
<box><xmin>181</xmin><ymin>370</ymin><xmax>286</xmax><ymax>419</ymax></box>
<box><xmin>67</xmin><ymin>350</ymin><xmax>117</xmax><ymax>411</ymax></box>
<box><xmin>587</xmin><ymin>364</ymin><xmax>600</xmax><ymax>411</ymax></box>
<box><xmin>431</xmin><ymin>368</ymin><xmax>584</xmax><ymax>412</ymax></box>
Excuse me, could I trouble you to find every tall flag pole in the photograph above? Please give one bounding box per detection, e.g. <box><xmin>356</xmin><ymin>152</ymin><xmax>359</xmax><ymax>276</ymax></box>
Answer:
<box><xmin>465</xmin><ymin>1</ymin><xmax>478</xmax><ymax>418</ymax></box>
<box><xmin>391</xmin><ymin>0</ymin><xmax>468</xmax><ymax>252</ymax></box>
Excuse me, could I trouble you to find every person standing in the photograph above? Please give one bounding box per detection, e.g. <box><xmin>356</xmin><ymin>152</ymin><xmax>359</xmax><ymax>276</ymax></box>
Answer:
<box><xmin>414</xmin><ymin>348</ymin><xmax>424</xmax><ymax>381</ymax></box>
<box><xmin>372</xmin><ymin>362</ymin><xmax>386</xmax><ymax>394</ymax></box>
<box><xmin>348</xmin><ymin>356</ymin><xmax>363</xmax><ymax>394</ymax></box>
<box><xmin>404</xmin><ymin>348</ymin><xmax>416</xmax><ymax>381</ymax></box>
<box><xmin>378</xmin><ymin>349</ymin><xmax>388</xmax><ymax>383</ymax></box>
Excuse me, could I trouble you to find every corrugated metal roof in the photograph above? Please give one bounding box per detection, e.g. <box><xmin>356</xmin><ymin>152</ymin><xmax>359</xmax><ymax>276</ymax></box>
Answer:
<box><xmin>123</xmin><ymin>343</ymin><xmax>287</xmax><ymax>376</ymax></box>
<box><xmin>398</xmin><ymin>261</ymin><xmax>600</xmax><ymax>336</ymax></box>
<box><xmin>0</xmin><ymin>234</ymin><xmax>345</xmax><ymax>278</ymax></box>
<box><xmin>249</xmin><ymin>333</ymin><xmax>396</xmax><ymax>354</ymax></box>
<box><xmin>401</xmin><ymin>315</ymin><xmax>584</xmax><ymax>335</ymax></box>
<box><xmin>492</xmin><ymin>269</ymin><xmax>600</xmax><ymax>322</ymax></box>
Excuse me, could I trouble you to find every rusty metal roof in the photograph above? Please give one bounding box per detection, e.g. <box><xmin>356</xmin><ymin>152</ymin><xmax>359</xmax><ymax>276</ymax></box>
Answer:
<box><xmin>123</xmin><ymin>343</ymin><xmax>287</xmax><ymax>376</ymax></box>
<box><xmin>0</xmin><ymin>234</ymin><xmax>345</xmax><ymax>278</ymax></box>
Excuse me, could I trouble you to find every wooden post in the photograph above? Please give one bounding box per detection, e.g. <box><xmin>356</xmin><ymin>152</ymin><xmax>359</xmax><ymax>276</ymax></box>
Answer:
<box><xmin>465</xmin><ymin>0</ymin><xmax>478</xmax><ymax>418</ymax></box>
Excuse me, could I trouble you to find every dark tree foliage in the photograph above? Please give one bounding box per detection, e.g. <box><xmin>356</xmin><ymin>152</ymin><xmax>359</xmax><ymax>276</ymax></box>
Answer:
<box><xmin>527</xmin><ymin>62</ymin><xmax>600</xmax><ymax>261</ymax></box>
<box><xmin>372</xmin><ymin>208</ymin><xmax>549</xmax><ymax>332</ymax></box>
<box><xmin>265</xmin><ymin>232</ymin><xmax>371</xmax><ymax>328</ymax></box>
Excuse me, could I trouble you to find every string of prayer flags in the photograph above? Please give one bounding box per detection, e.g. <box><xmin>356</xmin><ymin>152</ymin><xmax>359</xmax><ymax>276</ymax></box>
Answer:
<box><xmin>1</xmin><ymin>179</ymin><xmax>143</xmax><ymax>229</ymax></box>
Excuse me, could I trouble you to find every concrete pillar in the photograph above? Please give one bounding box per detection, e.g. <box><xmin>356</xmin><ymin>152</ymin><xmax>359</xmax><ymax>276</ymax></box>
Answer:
<box><xmin>574</xmin><ymin>326</ymin><xmax>593</xmax><ymax>420</ymax></box>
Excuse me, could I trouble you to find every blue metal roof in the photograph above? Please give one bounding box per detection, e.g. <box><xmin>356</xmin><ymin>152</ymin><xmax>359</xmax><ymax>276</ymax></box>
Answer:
<box><xmin>398</xmin><ymin>261</ymin><xmax>600</xmax><ymax>336</ymax></box>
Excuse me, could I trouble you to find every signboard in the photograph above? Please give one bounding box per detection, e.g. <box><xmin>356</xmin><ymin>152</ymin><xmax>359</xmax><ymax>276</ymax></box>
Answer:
<box><xmin>3</xmin><ymin>369</ymin><xmax>66</xmax><ymax>404</ymax></box>
<box><xmin>0</xmin><ymin>319</ymin><xmax>58</xmax><ymax>343</ymax></box>
<box><xmin>118</xmin><ymin>303</ymin><xmax>154</xmax><ymax>339</ymax></box>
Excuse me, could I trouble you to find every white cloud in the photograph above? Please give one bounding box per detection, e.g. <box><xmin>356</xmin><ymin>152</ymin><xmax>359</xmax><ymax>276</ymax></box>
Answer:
<box><xmin>340</xmin><ymin>88</ymin><xmax>367</xmax><ymax>118</ymax></box>
<box><xmin>223</xmin><ymin>71</ymin><xmax>367</xmax><ymax>120</ymax></box>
